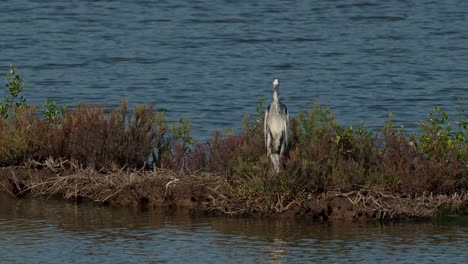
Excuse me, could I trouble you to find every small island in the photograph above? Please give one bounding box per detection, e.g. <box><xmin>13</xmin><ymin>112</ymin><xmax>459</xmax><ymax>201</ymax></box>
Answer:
<box><xmin>1</xmin><ymin>66</ymin><xmax>467</xmax><ymax>221</ymax></box>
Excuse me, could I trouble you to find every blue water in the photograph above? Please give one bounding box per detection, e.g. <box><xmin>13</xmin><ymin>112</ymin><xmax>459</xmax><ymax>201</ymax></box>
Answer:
<box><xmin>1</xmin><ymin>0</ymin><xmax>467</xmax><ymax>139</ymax></box>
<box><xmin>1</xmin><ymin>194</ymin><xmax>467</xmax><ymax>263</ymax></box>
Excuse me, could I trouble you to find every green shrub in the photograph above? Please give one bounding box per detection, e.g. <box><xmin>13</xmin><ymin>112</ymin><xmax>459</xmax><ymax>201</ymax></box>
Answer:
<box><xmin>0</xmin><ymin>65</ymin><xmax>28</xmax><ymax>118</ymax></box>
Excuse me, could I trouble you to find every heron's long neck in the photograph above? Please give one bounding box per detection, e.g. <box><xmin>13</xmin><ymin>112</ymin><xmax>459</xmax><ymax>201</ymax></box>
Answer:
<box><xmin>273</xmin><ymin>90</ymin><xmax>279</xmax><ymax>102</ymax></box>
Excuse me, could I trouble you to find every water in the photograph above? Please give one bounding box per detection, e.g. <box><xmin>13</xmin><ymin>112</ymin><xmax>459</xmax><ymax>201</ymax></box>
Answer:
<box><xmin>0</xmin><ymin>193</ymin><xmax>466</xmax><ymax>263</ymax></box>
<box><xmin>1</xmin><ymin>0</ymin><xmax>467</xmax><ymax>139</ymax></box>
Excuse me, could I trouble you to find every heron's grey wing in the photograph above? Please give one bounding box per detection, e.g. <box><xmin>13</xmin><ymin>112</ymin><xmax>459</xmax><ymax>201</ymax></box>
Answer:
<box><xmin>283</xmin><ymin>104</ymin><xmax>289</xmax><ymax>150</ymax></box>
<box><xmin>264</xmin><ymin>105</ymin><xmax>270</xmax><ymax>151</ymax></box>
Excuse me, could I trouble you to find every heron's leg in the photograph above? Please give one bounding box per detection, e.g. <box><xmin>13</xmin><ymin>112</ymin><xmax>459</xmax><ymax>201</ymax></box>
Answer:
<box><xmin>279</xmin><ymin>136</ymin><xmax>286</xmax><ymax>159</ymax></box>
<box><xmin>266</xmin><ymin>133</ymin><xmax>272</xmax><ymax>156</ymax></box>
<box><xmin>271</xmin><ymin>153</ymin><xmax>280</xmax><ymax>173</ymax></box>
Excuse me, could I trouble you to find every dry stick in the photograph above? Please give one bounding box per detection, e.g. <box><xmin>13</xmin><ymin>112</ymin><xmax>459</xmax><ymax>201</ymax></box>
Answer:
<box><xmin>282</xmin><ymin>199</ymin><xmax>298</xmax><ymax>212</ymax></box>
<box><xmin>207</xmin><ymin>186</ymin><xmax>228</xmax><ymax>200</ymax></box>
<box><xmin>369</xmin><ymin>196</ymin><xmax>382</xmax><ymax>208</ymax></box>
<box><xmin>164</xmin><ymin>178</ymin><xmax>179</xmax><ymax>197</ymax></box>
<box><xmin>10</xmin><ymin>171</ymin><xmax>22</xmax><ymax>194</ymax></box>
<box><xmin>46</xmin><ymin>177</ymin><xmax>69</xmax><ymax>198</ymax></box>
<box><xmin>74</xmin><ymin>183</ymin><xmax>78</xmax><ymax>200</ymax></box>
<box><xmin>206</xmin><ymin>194</ymin><xmax>217</xmax><ymax>206</ymax></box>
<box><xmin>48</xmin><ymin>177</ymin><xmax>66</xmax><ymax>192</ymax></box>
<box><xmin>20</xmin><ymin>179</ymin><xmax>55</xmax><ymax>195</ymax></box>
<box><xmin>98</xmin><ymin>186</ymin><xmax>126</xmax><ymax>203</ymax></box>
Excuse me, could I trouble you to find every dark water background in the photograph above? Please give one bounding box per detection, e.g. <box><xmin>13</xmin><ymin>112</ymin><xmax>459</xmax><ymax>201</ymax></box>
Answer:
<box><xmin>1</xmin><ymin>0</ymin><xmax>467</xmax><ymax>139</ymax></box>
<box><xmin>1</xmin><ymin>194</ymin><xmax>467</xmax><ymax>263</ymax></box>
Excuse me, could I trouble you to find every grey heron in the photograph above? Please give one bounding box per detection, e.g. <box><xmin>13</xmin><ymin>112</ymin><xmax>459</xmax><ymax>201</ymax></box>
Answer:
<box><xmin>264</xmin><ymin>79</ymin><xmax>289</xmax><ymax>173</ymax></box>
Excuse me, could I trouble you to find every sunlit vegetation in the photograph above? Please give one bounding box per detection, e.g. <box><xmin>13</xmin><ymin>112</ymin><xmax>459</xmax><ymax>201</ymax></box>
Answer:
<box><xmin>0</xmin><ymin>65</ymin><xmax>466</xmax><ymax>203</ymax></box>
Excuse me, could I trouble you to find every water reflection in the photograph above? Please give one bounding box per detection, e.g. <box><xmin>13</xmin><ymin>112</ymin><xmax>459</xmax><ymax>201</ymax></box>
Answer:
<box><xmin>1</xmin><ymin>194</ymin><xmax>467</xmax><ymax>263</ymax></box>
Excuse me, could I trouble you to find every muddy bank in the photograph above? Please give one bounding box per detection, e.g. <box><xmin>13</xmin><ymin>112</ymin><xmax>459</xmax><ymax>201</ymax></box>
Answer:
<box><xmin>1</xmin><ymin>166</ymin><xmax>467</xmax><ymax>221</ymax></box>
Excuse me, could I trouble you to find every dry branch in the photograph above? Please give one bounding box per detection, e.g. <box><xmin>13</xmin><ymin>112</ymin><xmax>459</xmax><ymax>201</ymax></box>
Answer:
<box><xmin>1</xmin><ymin>163</ymin><xmax>467</xmax><ymax>220</ymax></box>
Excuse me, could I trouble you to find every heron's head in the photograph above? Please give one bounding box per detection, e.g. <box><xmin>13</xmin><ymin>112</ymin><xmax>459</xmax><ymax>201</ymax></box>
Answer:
<box><xmin>273</xmin><ymin>79</ymin><xmax>280</xmax><ymax>92</ymax></box>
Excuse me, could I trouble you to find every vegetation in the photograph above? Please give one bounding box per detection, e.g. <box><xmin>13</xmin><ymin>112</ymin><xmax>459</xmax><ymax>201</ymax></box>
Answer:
<box><xmin>0</xmin><ymin>65</ymin><xmax>466</xmax><ymax>211</ymax></box>
<box><xmin>173</xmin><ymin>101</ymin><xmax>466</xmax><ymax>198</ymax></box>
<box><xmin>0</xmin><ymin>65</ymin><xmax>28</xmax><ymax>118</ymax></box>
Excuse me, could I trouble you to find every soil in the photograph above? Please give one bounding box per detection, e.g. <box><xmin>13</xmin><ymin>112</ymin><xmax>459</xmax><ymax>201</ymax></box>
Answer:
<box><xmin>1</xmin><ymin>166</ymin><xmax>466</xmax><ymax>221</ymax></box>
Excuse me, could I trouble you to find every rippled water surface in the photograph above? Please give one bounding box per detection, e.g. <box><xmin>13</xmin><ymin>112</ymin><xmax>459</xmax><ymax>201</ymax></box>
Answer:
<box><xmin>1</xmin><ymin>0</ymin><xmax>467</xmax><ymax>139</ymax></box>
<box><xmin>0</xmin><ymin>194</ymin><xmax>467</xmax><ymax>263</ymax></box>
